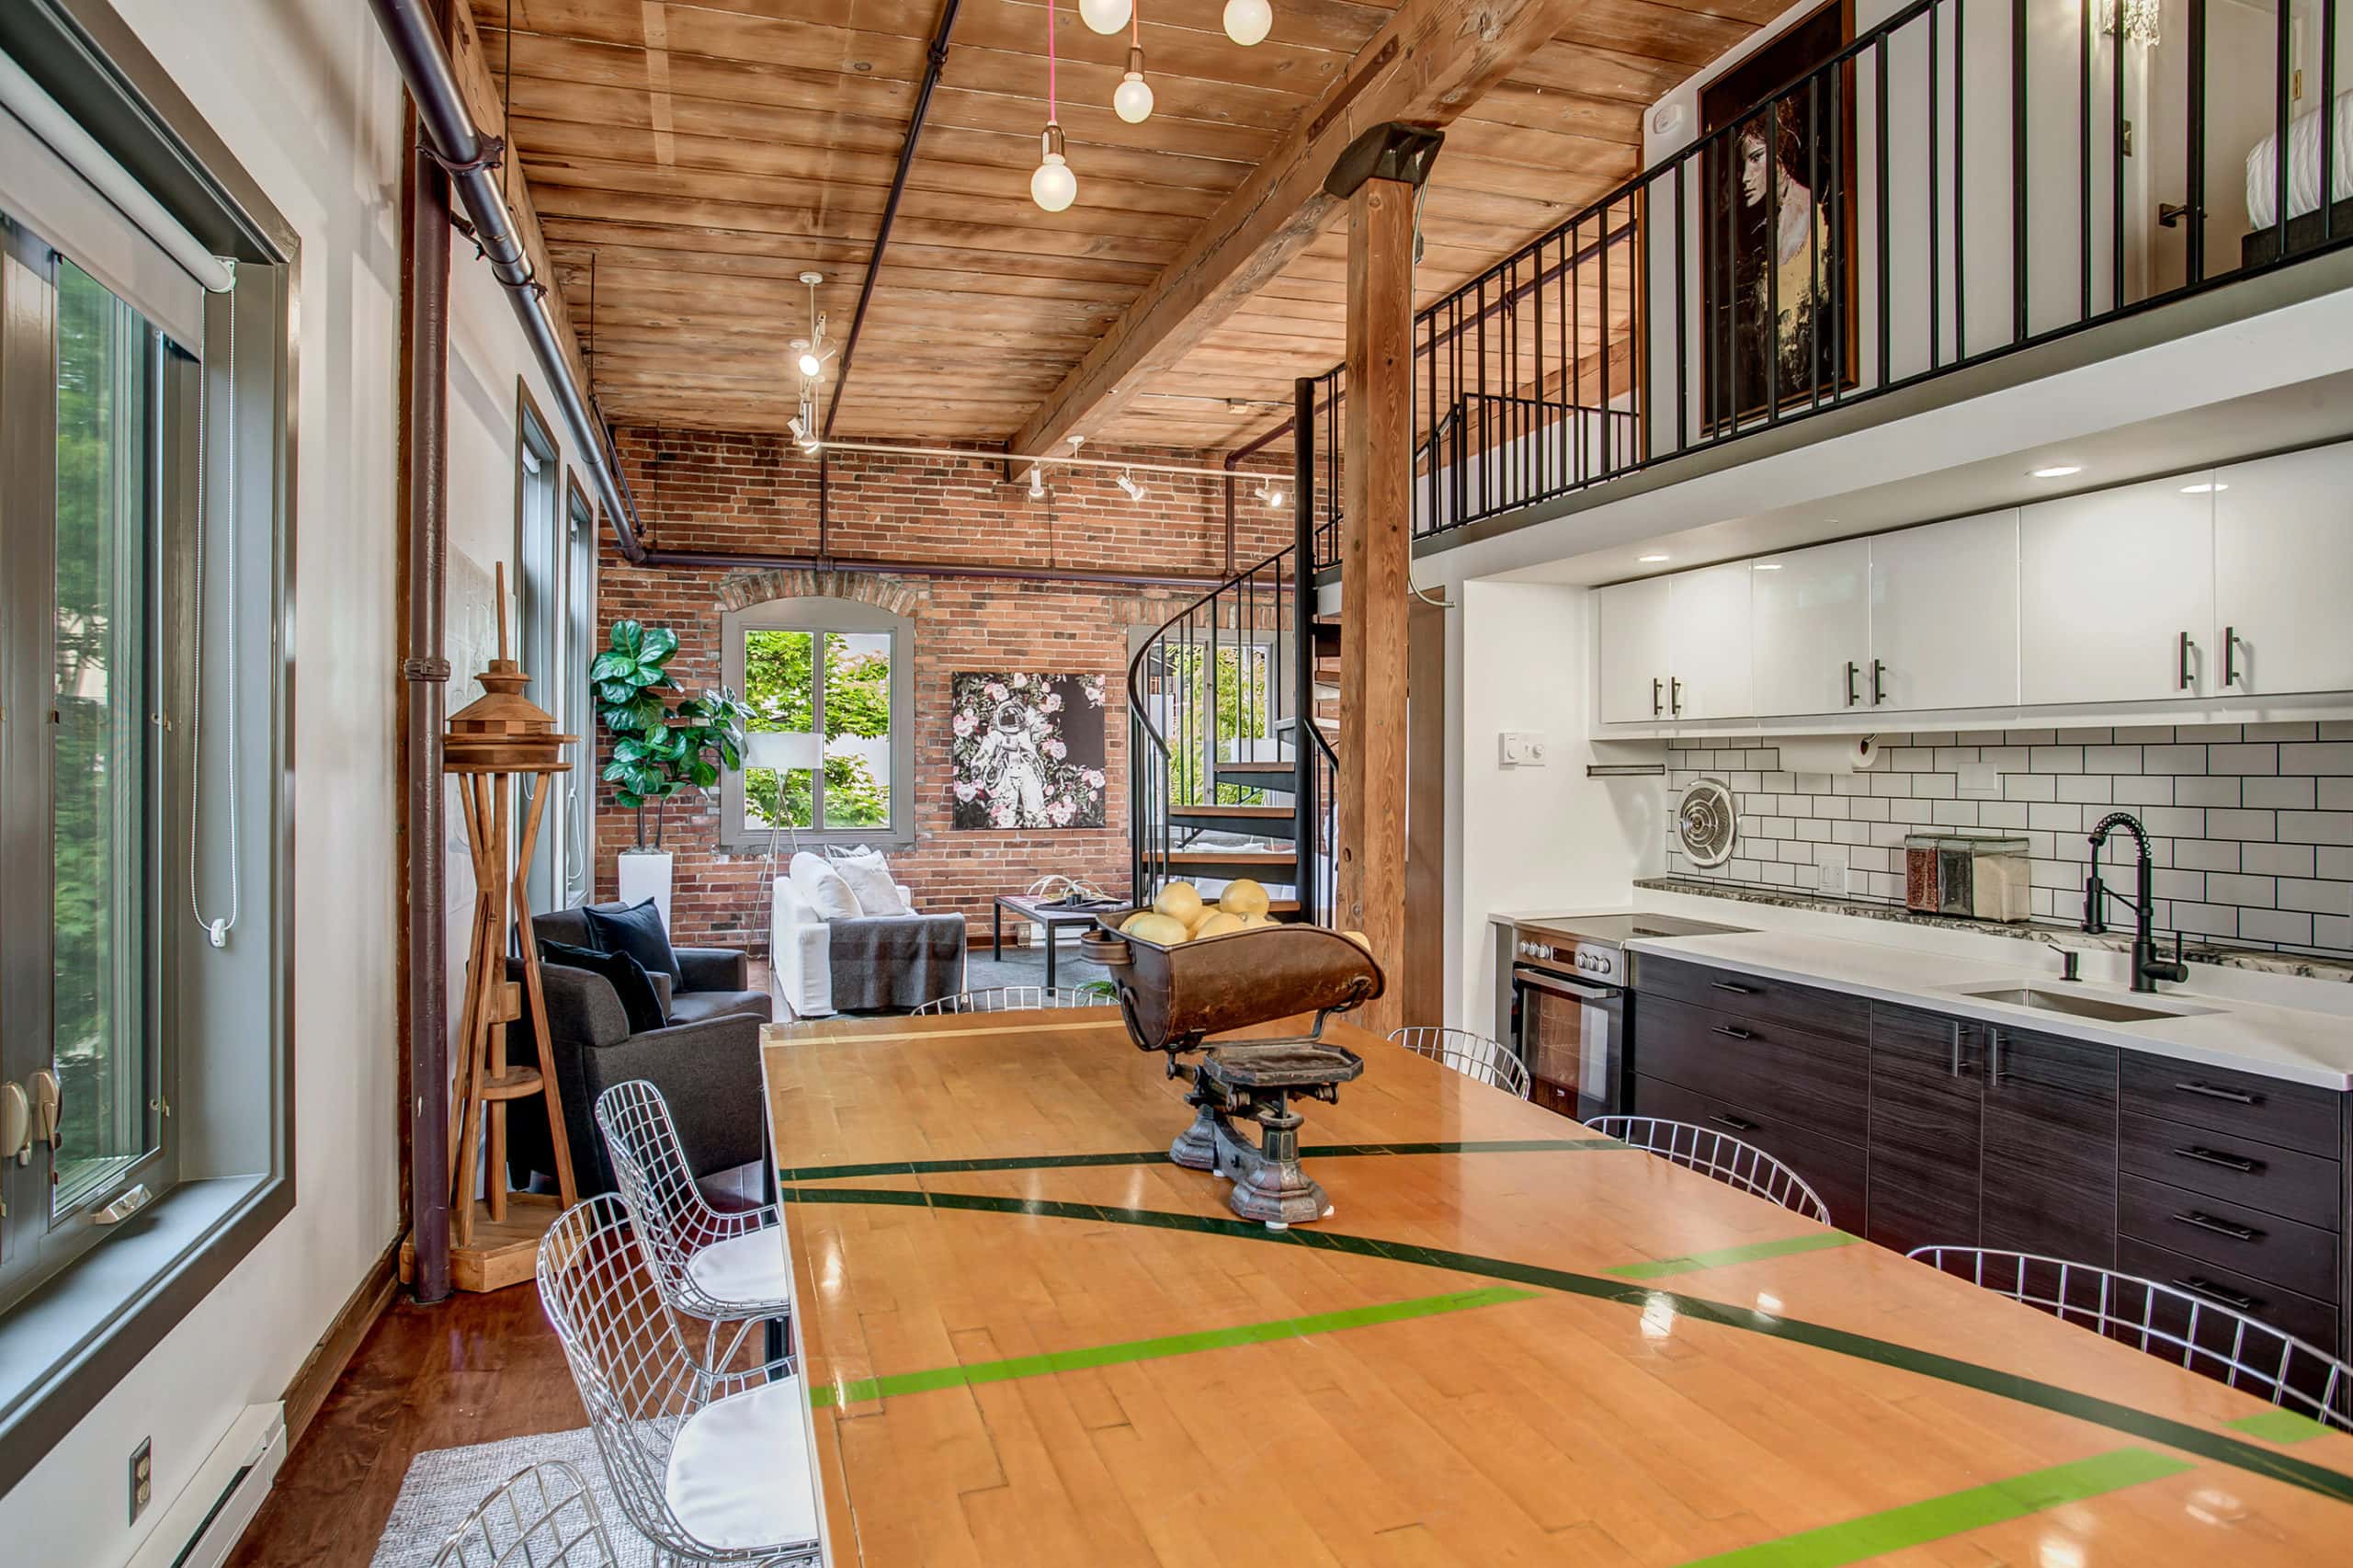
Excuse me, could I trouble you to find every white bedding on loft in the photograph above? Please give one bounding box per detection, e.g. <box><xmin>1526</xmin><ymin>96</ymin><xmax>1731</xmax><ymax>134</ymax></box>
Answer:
<box><xmin>2245</xmin><ymin>88</ymin><xmax>2353</xmax><ymax>230</ymax></box>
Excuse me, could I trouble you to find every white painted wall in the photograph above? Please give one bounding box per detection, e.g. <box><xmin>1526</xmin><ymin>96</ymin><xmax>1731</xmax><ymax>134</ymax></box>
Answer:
<box><xmin>0</xmin><ymin>3</ymin><xmax>567</xmax><ymax>1561</ymax></box>
<box><xmin>1451</xmin><ymin>584</ymin><xmax>1663</xmax><ymax>1038</ymax></box>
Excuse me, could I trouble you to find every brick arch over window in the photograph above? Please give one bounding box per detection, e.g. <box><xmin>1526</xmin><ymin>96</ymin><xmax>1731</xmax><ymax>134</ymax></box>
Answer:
<box><xmin>715</xmin><ymin>568</ymin><xmax>930</xmax><ymax>620</ymax></box>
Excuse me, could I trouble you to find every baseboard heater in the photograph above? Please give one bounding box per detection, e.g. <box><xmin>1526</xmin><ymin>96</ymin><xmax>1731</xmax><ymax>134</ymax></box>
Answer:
<box><xmin>126</xmin><ymin>1403</ymin><xmax>285</xmax><ymax>1568</ymax></box>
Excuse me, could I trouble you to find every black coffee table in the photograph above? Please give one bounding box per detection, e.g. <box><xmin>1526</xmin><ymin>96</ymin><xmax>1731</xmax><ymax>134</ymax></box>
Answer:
<box><xmin>993</xmin><ymin>893</ymin><xmax>1120</xmax><ymax>988</ymax></box>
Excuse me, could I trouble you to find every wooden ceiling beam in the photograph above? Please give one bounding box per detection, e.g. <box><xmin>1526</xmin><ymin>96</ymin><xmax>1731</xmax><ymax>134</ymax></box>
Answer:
<box><xmin>1006</xmin><ymin>0</ymin><xmax>1603</xmax><ymax>460</ymax></box>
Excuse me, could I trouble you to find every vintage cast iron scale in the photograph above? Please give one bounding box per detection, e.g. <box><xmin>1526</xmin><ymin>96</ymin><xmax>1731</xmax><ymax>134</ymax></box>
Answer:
<box><xmin>1083</xmin><ymin>917</ymin><xmax>1384</xmax><ymax>1228</ymax></box>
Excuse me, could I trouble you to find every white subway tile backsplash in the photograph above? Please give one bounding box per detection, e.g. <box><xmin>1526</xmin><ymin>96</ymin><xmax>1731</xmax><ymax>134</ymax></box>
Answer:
<box><xmin>1664</xmin><ymin>718</ymin><xmax>2353</xmax><ymax>956</ymax></box>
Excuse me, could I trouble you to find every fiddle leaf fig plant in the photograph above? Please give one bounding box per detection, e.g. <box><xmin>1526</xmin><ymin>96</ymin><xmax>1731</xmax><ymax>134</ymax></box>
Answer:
<box><xmin>594</xmin><ymin>619</ymin><xmax>752</xmax><ymax>849</ymax></box>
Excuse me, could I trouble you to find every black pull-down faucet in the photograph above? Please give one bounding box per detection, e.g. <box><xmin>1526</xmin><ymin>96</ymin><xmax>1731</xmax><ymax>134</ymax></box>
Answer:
<box><xmin>2084</xmin><ymin>811</ymin><xmax>2189</xmax><ymax>994</ymax></box>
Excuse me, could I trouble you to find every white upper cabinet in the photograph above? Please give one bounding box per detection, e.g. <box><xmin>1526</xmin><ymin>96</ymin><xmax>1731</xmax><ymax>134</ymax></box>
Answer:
<box><xmin>1752</xmin><ymin>539</ymin><xmax>1871</xmax><ymax>716</ymax></box>
<box><xmin>1597</xmin><ymin>576</ymin><xmax>1672</xmax><ymax>724</ymax></box>
<box><xmin>1867</xmin><ymin>510</ymin><xmax>2019</xmax><ymax>712</ymax></box>
<box><xmin>2018</xmin><ymin>474</ymin><xmax>2213</xmax><ymax>705</ymax></box>
<box><xmin>2212</xmin><ymin>443</ymin><xmax>2353</xmax><ymax>697</ymax></box>
<box><xmin>1667</xmin><ymin>562</ymin><xmax>1754</xmax><ymax>720</ymax></box>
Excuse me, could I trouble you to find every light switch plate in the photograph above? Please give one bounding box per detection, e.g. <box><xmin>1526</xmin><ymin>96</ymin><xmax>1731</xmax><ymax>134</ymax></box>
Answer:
<box><xmin>1815</xmin><ymin>846</ymin><xmax>1851</xmax><ymax>896</ymax></box>
<box><xmin>1498</xmin><ymin>731</ymin><xmax>1548</xmax><ymax>767</ymax></box>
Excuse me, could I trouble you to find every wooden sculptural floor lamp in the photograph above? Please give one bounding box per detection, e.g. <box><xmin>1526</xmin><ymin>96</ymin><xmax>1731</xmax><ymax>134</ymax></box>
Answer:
<box><xmin>404</xmin><ymin>566</ymin><xmax>579</xmax><ymax>1293</ymax></box>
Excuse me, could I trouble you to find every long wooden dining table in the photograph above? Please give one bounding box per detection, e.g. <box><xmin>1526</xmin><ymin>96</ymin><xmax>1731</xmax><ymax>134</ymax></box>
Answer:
<box><xmin>759</xmin><ymin>1007</ymin><xmax>2353</xmax><ymax>1566</ymax></box>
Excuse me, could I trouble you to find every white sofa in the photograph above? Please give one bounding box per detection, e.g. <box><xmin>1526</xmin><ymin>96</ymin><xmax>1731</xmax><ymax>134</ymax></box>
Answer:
<box><xmin>769</xmin><ymin>873</ymin><xmax>965</xmax><ymax>1017</ymax></box>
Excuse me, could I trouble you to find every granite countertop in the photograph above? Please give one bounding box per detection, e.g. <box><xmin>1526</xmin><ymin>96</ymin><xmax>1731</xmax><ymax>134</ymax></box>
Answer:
<box><xmin>1631</xmin><ymin>877</ymin><xmax>2353</xmax><ymax>984</ymax></box>
<box><xmin>1624</xmin><ymin>926</ymin><xmax>2353</xmax><ymax>1089</ymax></box>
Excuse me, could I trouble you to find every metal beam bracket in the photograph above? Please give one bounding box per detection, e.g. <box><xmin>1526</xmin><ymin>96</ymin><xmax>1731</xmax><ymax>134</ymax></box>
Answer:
<box><xmin>401</xmin><ymin>656</ymin><xmax>453</xmax><ymax>683</ymax></box>
<box><xmin>418</xmin><ymin>133</ymin><xmax>503</xmax><ymax>179</ymax></box>
<box><xmin>1324</xmin><ymin>123</ymin><xmax>1445</xmax><ymax>199</ymax></box>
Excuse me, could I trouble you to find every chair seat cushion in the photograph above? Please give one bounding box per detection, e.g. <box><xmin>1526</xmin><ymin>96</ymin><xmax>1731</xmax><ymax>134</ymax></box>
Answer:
<box><xmin>668</xmin><ymin>988</ymin><xmax>774</xmax><ymax>1027</ymax></box>
<box><xmin>685</xmin><ymin>1227</ymin><xmax>794</xmax><ymax>1308</ymax></box>
<box><xmin>664</xmin><ymin>1376</ymin><xmax>821</xmax><ymax>1551</ymax></box>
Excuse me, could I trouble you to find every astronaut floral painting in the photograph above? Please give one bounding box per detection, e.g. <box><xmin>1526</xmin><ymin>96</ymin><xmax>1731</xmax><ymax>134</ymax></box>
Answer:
<box><xmin>949</xmin><ymin>672</ymin><xmax>1109</xmax><ymax>830</ymax></box>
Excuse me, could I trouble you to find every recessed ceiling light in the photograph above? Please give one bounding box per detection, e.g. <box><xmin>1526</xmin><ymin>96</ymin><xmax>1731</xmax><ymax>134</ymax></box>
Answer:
<box><xmin>1638</xmin><ymin>552</ymin><xmax>1670</xmax><ymax>563</ymax></box>
<box><xmin>1753</xmin><ymin>562</ymin><xmax>1783</xmax><ymax>571</ymax></box>
<box><xmin>2179</xmin><ymin>481</ymin><xmax>2228</xmax><ymax>494</ymax></box>
<box><xmin>2029</xmin><ymin>465</ymin><xmax>2083</xmax><ymax>479</ymax></box>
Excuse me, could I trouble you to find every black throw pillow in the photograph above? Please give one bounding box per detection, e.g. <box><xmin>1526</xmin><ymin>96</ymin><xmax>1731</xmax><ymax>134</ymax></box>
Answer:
<box><xmin>540</xmin><ymin>939</ymin><xmax>667</xmax><ymax>1035</ymax></box>
<box><xmin>582</xmin><ymin>898</ymin><xmax>683</xmax><ymax>984</ymax></box>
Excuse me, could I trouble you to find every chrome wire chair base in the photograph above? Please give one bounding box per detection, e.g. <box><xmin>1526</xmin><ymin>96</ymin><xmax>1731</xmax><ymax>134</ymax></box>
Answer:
<box><xmin>1588</xmin><ymin>1116</ymin><xmax>1834</xmax><ymax>1224</ymax></box>
<box><xmin>1387</xmin><ymin>1027</ymin><xmax>1533</xmax><ymax>1099</ymax></box>
<box><xmin>432</xmin><ymin>1461</ymin><xmax>617</xmax><ymax>1568</ymax></box>
<box><xmin>912</xmin><ymin>984</ymin><xmax>1115</xmax><ymax>1014</ymax></box>
<box><xmin>1911</xmin><ymin>1245</ymin><xmax>2353</xmax><ymax>1432</ymax></box>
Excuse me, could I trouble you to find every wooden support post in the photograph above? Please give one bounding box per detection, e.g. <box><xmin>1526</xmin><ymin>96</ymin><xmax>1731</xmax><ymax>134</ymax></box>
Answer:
<box><xmin>1333</xmin><ymin>125</ymin><xmax>1440</xmax><ymax>1038</ymax></box>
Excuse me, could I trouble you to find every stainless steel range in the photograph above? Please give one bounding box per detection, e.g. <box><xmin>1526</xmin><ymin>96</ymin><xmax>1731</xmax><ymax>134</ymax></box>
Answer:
<box><xmin>1505</xmin><ymin>913</ymin><xmax>1746</xmax><ymax>1120</ymax></box>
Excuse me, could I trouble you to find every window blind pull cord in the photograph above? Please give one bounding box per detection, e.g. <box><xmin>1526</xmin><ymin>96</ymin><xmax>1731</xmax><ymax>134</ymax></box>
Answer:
<box><xmin>188</xmin><ymin>273</ymin><xmax>241</xmax><ymax>949</ymax></box>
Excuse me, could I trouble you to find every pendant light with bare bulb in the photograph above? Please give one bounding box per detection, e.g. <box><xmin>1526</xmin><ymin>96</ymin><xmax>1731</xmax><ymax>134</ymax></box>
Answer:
<box><xmin>1031</xmin><ymin>0</ymin><xmax>1078</xmax><ymax>212</ymax></box>
<box><xmin>1078</xmin><ymin>0</ymin><xmax>1131</xmax><ymax>33</ymax></box>
<box><xmin>1112</xmin><ymin>3</ymin><xmax>1154</xmax><ymax>124</ymax></box>
<box><xmin>1222</xmin><ymin>0</ymin><xmax>1273</xmax><ymax>46</ymax></box>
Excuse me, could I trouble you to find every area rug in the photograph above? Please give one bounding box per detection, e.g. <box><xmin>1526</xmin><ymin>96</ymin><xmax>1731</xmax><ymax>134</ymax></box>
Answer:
<box><xmin>369</xmin><ymin>1426</ymin><xmax>654</xmax><ymax>1567</ymax></box>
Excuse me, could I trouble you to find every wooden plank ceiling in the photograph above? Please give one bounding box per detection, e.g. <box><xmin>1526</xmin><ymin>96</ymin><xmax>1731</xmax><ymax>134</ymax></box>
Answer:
<box><xmin>478</xmin><ymin>0</ymin><xmax>1781</xmax><ymax>451</ymax></box>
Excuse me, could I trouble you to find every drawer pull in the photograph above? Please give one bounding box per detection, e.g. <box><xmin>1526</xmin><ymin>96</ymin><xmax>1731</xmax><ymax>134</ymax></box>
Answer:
<box><xmin>1713</xmin><ymin>1025</ymin><xmax>1756</xmax><ymax>1040</ymax></box>
<box><xmin>2174</xmin><ymin>1145</ymin><xmax>2264</xmax><ymax>1175</ymax></box>
<box><xmin>1710</xmin><ymin>981</ymin><xmax>1757</xmax><ymax>995</ymax></box>
<box><xmin>2173</xmin><ymin>1210</ymin><xmax>2264</xmax><ymax>1243</ymax></box>
<box><xmin>2173</xmin><ymin>1079</ymin><xmax>2261</xmax><ymax>1107</ymax></box>
<box><xmin>1710</xmin><ymin>1113</ymin><xmax>1759</xmax><ymax>1133</ymax></box>
<box><xmin>2174</xmin><ymin>1276</ymin><xmax>2262</xmax><ymax>1314</ymax></box>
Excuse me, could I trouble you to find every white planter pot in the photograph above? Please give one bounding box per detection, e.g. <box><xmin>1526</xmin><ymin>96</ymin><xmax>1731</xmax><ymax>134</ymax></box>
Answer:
<box><xmin>617</xmin><ymin>848</ymin><xmax>675</xmax><ymax>932</ymax></box>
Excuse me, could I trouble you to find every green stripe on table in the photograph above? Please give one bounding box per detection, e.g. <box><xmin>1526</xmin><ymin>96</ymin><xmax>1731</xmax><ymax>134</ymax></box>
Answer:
<box><xmin>1608</xmin><ymin>1230</ymin><xmax>1861</xmax><ymax>1280</ymax></box>
<box><xmin>777</xmin><ymin>1183</ymin><xmax>2353</xmax><ymax>1506</ymax></box>
<box><xmin>1674</xmin><ymin>1448</ymin><xmax>2193</xmax><ymax>1568</ymax></box>
<box><xmin>808</xmin><ymin>1284</ymin><xmax>1538</xmax><ymax>1408</ymax></box>
<box><xmin>778</xmin><ymin>1137</ymin><xmax>1623</xmax><ymax>1184</ymax></box>
<box><xmin>2227</xmin><ymin>1409</ymin><xmax>2338</xmax><ymax>1444</ymax></box>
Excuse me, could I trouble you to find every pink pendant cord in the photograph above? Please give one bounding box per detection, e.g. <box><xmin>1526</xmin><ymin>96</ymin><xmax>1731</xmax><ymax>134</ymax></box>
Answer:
<box><xmin>1046</xmin><ymin>0</ymin><xmax>1059</xmax><ymax>123</ymax></box>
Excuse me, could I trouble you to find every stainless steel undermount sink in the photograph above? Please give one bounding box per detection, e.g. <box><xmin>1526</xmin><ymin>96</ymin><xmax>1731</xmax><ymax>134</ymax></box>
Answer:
<box><xmin>1953</xmin><ymin>986</ymin><xmax>2213</xmax><ymax>1024</ymax></box>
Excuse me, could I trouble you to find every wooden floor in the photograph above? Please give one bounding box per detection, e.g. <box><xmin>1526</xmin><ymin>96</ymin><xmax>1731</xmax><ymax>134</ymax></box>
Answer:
<box><xmin>225</xmin><ymin>1284</ymin><xmax>580</xmax><ymax>1567</ymax></box>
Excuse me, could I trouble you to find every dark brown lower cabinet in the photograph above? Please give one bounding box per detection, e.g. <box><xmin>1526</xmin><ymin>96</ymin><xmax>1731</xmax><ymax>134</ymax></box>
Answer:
<box><xmin>1979</xmin><ymin>1026</ymin><xmax>2121</xmax><ymax>1265</ymax></box>
<box><xmin>1865</xmin><ymin>1006</ymin><xmax>1984</xmax><ymax>1257</ymax></box>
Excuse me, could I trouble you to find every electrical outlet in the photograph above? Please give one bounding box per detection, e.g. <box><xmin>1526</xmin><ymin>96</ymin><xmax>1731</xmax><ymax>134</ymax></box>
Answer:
<box><xmin>129</xmin><ymin>1437</ymin><xmax>152</xmax><ymax>1524</ymax></box>
<box><xmin>1816</xmin><ymin>846</ymin><xmax>1851</xmax><ymax>897</ymax></box>
<box><xmin>1498</xmin><ymin>731</ymin><xmax>1548</xmax><ymax>767</ymax></box>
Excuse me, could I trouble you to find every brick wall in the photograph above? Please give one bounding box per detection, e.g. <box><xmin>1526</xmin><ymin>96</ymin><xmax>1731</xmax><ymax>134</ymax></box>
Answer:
<box><xmin>592</xmin><ymin>426</ymin><xmax>1292</xmax><ymax>950</ymax></box>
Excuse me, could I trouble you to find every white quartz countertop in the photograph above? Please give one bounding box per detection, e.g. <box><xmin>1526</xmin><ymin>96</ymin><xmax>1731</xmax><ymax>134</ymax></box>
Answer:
<box><xmin>1623</xmin><ymin>927</ymin><xmax>2353</xmax><ymax>1090</ymax></box>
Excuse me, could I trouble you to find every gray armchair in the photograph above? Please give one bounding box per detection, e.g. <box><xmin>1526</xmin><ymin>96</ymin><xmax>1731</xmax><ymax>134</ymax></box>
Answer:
<box><xmin>505</xmin><ymin>906</ymin><xmax>773</xmax><ymax>1198</ymax></box>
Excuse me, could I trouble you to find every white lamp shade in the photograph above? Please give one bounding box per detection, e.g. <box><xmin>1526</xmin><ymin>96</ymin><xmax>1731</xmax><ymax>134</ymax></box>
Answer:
<box><xmin>746</xmin><ymin>730</ymin><xmax>822</xmax><ymax>771</ymax></box>
<box><xmin>1222</xmin><ymin>0</ymin><xmax>1272</xmax><ymax>46</ymax></box>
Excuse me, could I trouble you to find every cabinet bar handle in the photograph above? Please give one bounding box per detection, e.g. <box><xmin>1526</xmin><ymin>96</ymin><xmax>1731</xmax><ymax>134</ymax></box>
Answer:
<box><xmin>2173</xmin><ymin>1079</ymin><xmax>2260</xmax><ymax>1107</ymax></box>
<box><xmin>2174</xmin><ymin>1276</ymin><xmax>2261</xmax><ymax>1313</ymax></box>
<box><xmin>1710</xmin><ymin>981</ymin><xmax>1756</xmax><ymax>995</ymax></box>
<box><xmin>1987</xmin><ymin>1028</ymin><xmax>2005</xmax><ymax>1091</ymax></box>
<box><xmin>2173</xmin><ymin>1210</ymin><xmax>2263</xmax><ymax>1243</ymax></box>
<box><xmin>1652</xmin><ymin>676</ymin><xmax>1664</xmax><ymax>718</ymax></box>
<box><xmin>1670</xmin><ymin>676</ymin><xmax>1684</xmax><ymax>716</ymax></box>
<box><xmin>2223</xmin><ymin>626</ymin><xmax>2240</xmax><ymax>687</ymax></box>
<box><xmin>1710</xmin><ymin>1112</ymin><xmax>1759</xmax><ymax>1132</ymax></box>
<box><xmin>1712</xmin><ymin>1025</ymin><xmax>1755</xmax><ymax>1040</ymax></box>
<box><xmin>2177</xmin><ymin>631</ymin><xmax>2196</xmax><ymax>691</ymax></box>
<box><xmin>1870</xmin><ymin>658</ymin><xmax>1887</xmax><ymax>705</ymax></box>
<box><xmin>1845</xmin><ymin>660</ymin><xmax>1860</xmax><ymax>706</ymax></box>
<box><xmin>2174</xmin><ymin>1145</ymin><xmax>2263</xmax><ymax>1174</ymax></box>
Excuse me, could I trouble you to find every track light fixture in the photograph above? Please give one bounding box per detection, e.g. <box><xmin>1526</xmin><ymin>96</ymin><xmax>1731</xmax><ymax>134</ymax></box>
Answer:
<box><xmin>1256</xmin><ymin>481</ymin><xmax>1285</xmax><ymax>509</ymax></box>
<box><xmin>1029</xmin><ymin>464</ymin><xmax>1047</xmax><ymax>498</ymax></box>
<box><xmin>1032</xmin><ymin>0</ymin><xmax>1079</xmax><ymax>212</ymax></box>
<box><xmin>790</xmin><ymin>271</ymin><xmax>835</xmax><ymax>381</ymax></box>
<box><xmin>1116</xmin><ymin>471</ymin><xmax>1144</xmax><ymax>502</ymax></box>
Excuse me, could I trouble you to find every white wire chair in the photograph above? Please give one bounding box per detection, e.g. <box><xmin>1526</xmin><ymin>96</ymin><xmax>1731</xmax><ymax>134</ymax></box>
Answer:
<box><xmin>431</xmin><ymin>1461</ymin><xmax>617</xmax><ymax>1568</ymax></box>
<box><xmin>538</xmin><ymin>1195</ymin><xmax>823</xmax><ymax>1567</ymax></box>
<box><xmin>1587</xmin><ymin>1116</ymin><xmax>1833</xmax><ymax>1224</ymax></box>
<box><xmin>1910</xmin><ymin>1246</ymin><xmax>2353</xmax><ymax>1432</ymax></box>
<box><xmin>1387</xmin><ymin>1027</ymin><xmax>1533</xmax><ymax>1099</ymax></box>
<box><xmin>911</xmin><ymin>984</ymin><xmax>1115</xmax><ymax>1015</ymax></box>
<box><xmin>595</xmin><ymin>1079</ymin><xmax>791</xmax><ymax>1367</ymax></box>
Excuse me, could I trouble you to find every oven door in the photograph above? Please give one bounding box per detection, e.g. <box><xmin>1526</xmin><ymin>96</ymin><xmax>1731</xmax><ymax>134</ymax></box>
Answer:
<box><xmin>1511</xmin><ymin>966</ymin><xmax>1626</xmax><ymax>1122</ymax></box>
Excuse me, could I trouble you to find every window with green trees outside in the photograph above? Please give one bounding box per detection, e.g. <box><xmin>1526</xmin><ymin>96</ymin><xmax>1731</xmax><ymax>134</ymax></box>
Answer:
<box><xmin>743</xmin><ymin>626</ymin><xmax>896</xmax><ymax>834</ymax></box>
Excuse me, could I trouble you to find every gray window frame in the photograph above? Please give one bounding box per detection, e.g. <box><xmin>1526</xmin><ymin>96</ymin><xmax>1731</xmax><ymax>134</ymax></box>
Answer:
<box><xmin>719</xmin><ymin>596</ymin><xmax>915</xmax><ymax>852</ymax></box>
<box><xmin>0</xmin><ymin>0</ymin><xmax>299</xmax><ymax>1499</ymax></box>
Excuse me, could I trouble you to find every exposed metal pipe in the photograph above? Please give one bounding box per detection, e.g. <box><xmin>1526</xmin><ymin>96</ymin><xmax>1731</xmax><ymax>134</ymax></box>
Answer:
<box><xmin>365</xmin><ymin>0</ymin><xmax>650</xmax><ymax>562</ymax></box>
<box><xmin>638</xmin><ymin>544</ymin><xmax>1228</xmax><ymax>590</ymax></box>
<box><xmin>399</xmin><ymin>132</ymin><xmax>452</xmax><ymax>1305</ymax></box>
<box><xmin>824</xmin><ymin>0</ymin><xmax>962</xmax><ymax>440</ymax></box>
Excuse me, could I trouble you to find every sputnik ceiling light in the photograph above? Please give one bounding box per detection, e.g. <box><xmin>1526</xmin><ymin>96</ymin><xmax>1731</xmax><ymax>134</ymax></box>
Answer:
<box><xmin>1112</xmin><ymin>3</ymin><xmax>1154</xmax><ymax>124</ymax></box>
<box><xmin>1031</xmin><ymin>0</ymin><xmax>1078</xmax><ymax>212</ymax></box>
<box><xmin>1223</xmin><ymin>0</ymin><xmax>1273</xmax><ymax>46</ymax></box>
